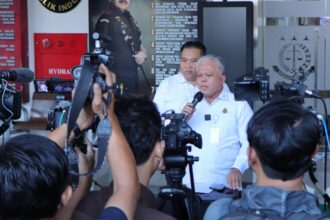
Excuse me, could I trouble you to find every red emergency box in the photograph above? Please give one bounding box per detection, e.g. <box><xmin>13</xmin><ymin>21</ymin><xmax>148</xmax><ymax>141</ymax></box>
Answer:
<box><xmin>34</xmin><ymin>33</ymin><xmax>87</xmax><ymax>80</ymax></box>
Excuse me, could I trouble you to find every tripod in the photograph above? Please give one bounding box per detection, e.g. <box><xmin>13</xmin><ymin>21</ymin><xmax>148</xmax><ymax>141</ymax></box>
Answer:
<box><xmin>158</xmin><ymin>155</ymin><xmax>201</xmax><ymax>220</ymax></box>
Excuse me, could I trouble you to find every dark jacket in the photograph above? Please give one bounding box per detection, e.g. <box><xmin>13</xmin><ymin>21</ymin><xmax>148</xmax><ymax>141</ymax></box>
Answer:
<box><xmin>94</xmin><ymin>4</ymin><xmax>143</xmax><ymax>93</ymax></box>
<box><xmin>73</xmin><ymin>184</ymin><xmax>176</xmax><ymax>220</ymax></box>
<box><xmin>94</xmin><ymin>4</ymin><xmax>140</xmax><ymax>70</ymax></box>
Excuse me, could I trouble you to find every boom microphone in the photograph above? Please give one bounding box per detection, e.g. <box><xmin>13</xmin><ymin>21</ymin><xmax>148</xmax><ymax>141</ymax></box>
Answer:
<box><xmin>0</xmin><ymin>68</ymin><xmax>34</xmax><ymax>83</ymax></box>
<box><xmin>184</xmin><ymin>91</ymin><xmax>203</xmax><ymax>121</ymax></box>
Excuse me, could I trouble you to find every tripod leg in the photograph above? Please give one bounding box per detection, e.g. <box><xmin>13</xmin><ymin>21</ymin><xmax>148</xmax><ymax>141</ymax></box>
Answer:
<box><xmin>188</xmin><ymin>196</ymin><xmax>202</xmax><ymax>220</ymax></box>
<box><xmin>172</xmin><ymin>196</ymin><xmax>191</xmax><ymax>220</ymax></box>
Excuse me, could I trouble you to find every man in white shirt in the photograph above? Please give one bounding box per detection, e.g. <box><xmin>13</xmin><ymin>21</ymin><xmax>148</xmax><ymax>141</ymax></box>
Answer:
<box><xmin>153</xmin><ymin>41</ymin><xmax>207</xmax><ymax>115</ymax></box>
<box><xmin>182</xmin><ymin>55</ymin><xmax>253</xmax><ymax>196</ymax></box>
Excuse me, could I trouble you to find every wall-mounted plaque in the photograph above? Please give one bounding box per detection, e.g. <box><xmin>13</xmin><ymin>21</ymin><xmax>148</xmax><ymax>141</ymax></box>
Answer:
<box><xmin>39</xmin><ymin>0</ymin><xmax>81</xmax><ymax>13</ymax></box>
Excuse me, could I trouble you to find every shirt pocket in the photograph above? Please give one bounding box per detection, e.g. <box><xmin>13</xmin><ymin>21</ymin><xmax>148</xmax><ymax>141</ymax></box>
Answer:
<box><xmin>217</xmin><ymin>112</ymin><xmax>237</xmax><ymax>138</ymax></box>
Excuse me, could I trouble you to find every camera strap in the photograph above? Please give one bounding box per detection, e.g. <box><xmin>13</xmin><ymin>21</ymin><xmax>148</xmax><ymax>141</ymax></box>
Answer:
<box><xmin>72</xmin><ymin>118</ymin><xmax>111</xmax><ymax>176</ymax></box>
<box><xmin>67</xmin><ymin>60</ymin><xmax>94</xmax><ymax>139</ymax></box>
<box><xmin>92</xmin><ymin>118</ymin><xmax>111</xmax><ymax>173</ymax></box>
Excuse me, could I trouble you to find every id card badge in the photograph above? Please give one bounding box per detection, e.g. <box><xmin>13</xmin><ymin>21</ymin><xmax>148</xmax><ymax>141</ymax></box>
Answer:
<box><xmin>209</xmin><ymin>127</ymin><xmax>220</xmax><ymax>144</ymax></box>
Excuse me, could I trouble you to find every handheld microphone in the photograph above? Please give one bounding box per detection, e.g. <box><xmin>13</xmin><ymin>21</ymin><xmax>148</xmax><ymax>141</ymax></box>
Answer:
<box><xmin>191</xmin><ymin>91</ymin><xmax>203</xmax><ymax>108</ymax></box>
<box><xmin>184</xmin><ymin>91</ymin><xmax>203</xmax><ymax>121</ymax></box>
<box><xmin>0</xmin><ymin>68</ymin><xmax>34</xmax><ymax>83</ymax></box>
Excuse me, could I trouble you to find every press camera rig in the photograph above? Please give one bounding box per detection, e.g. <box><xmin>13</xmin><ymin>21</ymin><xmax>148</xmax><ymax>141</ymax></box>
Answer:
<box><xmin>233</xmin><ymin>66</ymin><xmax>316</xmax><ymax>103</ymax></box>
<box><xmin>159</xmin><ymin>111</ymin><xmax>202</xmax><ymax>220</ymax></box>
<box><xmin>234</xmin><ymin>66</ymin><xmax>330</xmax><ymax>209</ymax></box>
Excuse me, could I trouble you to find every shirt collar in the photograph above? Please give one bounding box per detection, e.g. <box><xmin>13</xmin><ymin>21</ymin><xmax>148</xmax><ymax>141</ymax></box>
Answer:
<box><xmin>210</xmin><ymin>83</ymin><xmax>232</xmax><ymax>102</ymax></box>
<box><xmin>178</xmin><ymin>72</ymin><xmax>196</xmax><ymax>86</ymax></box>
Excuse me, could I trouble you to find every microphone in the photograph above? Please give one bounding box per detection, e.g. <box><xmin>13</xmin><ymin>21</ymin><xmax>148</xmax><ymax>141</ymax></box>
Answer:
<box><xmin>0</xmin><ymin>68</ymin><xmax>34</xmax><ymax>83</ymax></box>
<box><xmin>184</xmin><ymin>91</ymin><xmax>203</xmax><ymax>121</ymax></box>
<box><xmin>191</xmin><ymin>91</ymin><xmax>203</xmax><ymax>108</ymax></box>
<box><xmin>305</xmin><ymin>89</ymin><xmax>321</xmax><ymax>98</ymax></box>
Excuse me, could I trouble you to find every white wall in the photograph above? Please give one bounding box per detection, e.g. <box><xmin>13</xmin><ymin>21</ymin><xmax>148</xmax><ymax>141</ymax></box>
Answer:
<box><xmin>16</xmin><ymin>1</ymin><xmax>89</xmax><ymax>120</ymax></box>
<box><xmin>27</xmin><ymin>1</ymin><xmax>89</xmax><ymax>71</ymax></box>
<box><xmin>22</xmin><ymin>1</ymin><xmax>89</xmax><ymax>113</ymax></box>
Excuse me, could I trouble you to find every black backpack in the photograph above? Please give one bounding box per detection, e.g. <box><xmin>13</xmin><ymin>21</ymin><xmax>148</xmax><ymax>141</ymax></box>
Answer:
<box><xmin>219</xmin><ymin>203</ymin><xmax>282</xmax><ymax>220</ymax></box>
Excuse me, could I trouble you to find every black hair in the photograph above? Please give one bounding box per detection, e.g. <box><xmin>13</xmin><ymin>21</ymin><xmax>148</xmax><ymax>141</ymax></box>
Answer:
<box><xmin>115</xmin><ymin>97</ymin><xmax>161</xmax><ymax>165</ymax></box>
<box><xmin>180</xmin><ymin>41</ymin><xmax>207</xmax><ymax>56</ymax></box>
<box><xmin>247</xmin><ymin>98</ymin><xmax>321</xmax><ymax>181</ymax></box>
<box><xmin>0</xmin><ymin>134</ymin><xmax>69</xmax><ymax>220</ymax></box>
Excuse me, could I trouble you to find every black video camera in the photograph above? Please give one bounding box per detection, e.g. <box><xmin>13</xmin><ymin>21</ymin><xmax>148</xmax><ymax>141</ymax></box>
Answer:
<box><xmin>66</xmin><ymin>32</ymin><xmax>117</xmax><ymax>157</ymax></box>
<box><xmin>159</xmin><ymin>111</ymin><xmax>202</xmax><ymax>207</ymax></box>
<box><xmin>0</xmin><ymin>86</ymin><xmax>22</xmax><ymax>135</ymax></box>
<box><xmin>161</xmin><ymin>111</ymin><xmax>202</xmax><ymax>169</ymax></box>
<box><xmin>0</xmin><ymin>84</ymin><xmax>21</xmax><ymax>121</ymax></box>
<box><xmin>0</xmin><ymin>68</ymin><xmax>35</xmax><ymax>135</ymax></box>
<box><xmin>234</xmin><ymin>67</ymin><xmax>270</xmax><ymax>103</ymax></box>
<box><xmin>71</xmin><ymin>32</ymin><xmax>115</xmax><ymax>100</ymax></box>
<box><xmin>234</xmin><ymin>66</ymin><xmax>316</xmax><ymax>104</ymax></box>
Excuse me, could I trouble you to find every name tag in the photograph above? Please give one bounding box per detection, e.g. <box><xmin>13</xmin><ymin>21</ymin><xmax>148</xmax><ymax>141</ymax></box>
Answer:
<box><xmin>209</xmin><ymin>127</ymin><xmax>220</xmax><ymax>144</ymax></box>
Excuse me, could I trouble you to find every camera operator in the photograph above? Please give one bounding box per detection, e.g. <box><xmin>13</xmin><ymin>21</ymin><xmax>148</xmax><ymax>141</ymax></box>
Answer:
<box><xmin>181</xmin><ymin>55</ymin><xmax>253</xmax><ymax>212</ymax></box>
<box><xmin>0</xmin><ymin>89</ymin><xmax>96</xmax><ymax>220</ymax></box>
<box><xmin>73</xmin><ymin>96</ymin><xmax>176</xmax><ymax>220</ymax></box>
<box><xmin>0</xmin><ymin>134</ymin><xmax>86</xmax><ymax>220</ymax></box>
<box><xmin>0</xmin><ymin>63</ymin><xmax>140</xmax><ymax>220</ymax></box>
<box><xmin>69</xmin><ymin>63</ymin><xmax>140</xmax><ymax>220</ymax></box>
<box><xmin>204</xmin><ymin>98</ymin><xmax>330</xmax><ymax>219</ymax></box>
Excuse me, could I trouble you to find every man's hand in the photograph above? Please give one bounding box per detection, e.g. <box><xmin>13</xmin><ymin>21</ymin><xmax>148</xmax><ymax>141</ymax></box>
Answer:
<box><xmin>75</xmin><ymin>138</ymin><xmax>95</xmax><ymax>176</ymax></box>
<box><xmin>92</xmin><ymin>63</ymin><xmax>116</xmax><ymax>119</ymax></box>
<box><xmin>75</xmin><ymin>101</ymin><xmax>95</xmax><ymax>131</ymax></box>
<box><xmin>155</xmin><ymin>140</ymin><xmax>166</xmax><ymax>171</ymax></box>
<box><xmin>55</xmin><ymin>139</ymin><xmax>95</xmax><ymax>220</ymax></box>
<box><xmin>182</xmin><ymin>102</ymin><xmax>195</xmax><ymax>120</ymax></box>
<box><xmin>227</xmin><ymin>168</ymin><xmax>242</xmax><ymax>190</ymax></box>
<box><xmin>134</xmin><ymin>50</ymin><xmax>147</xmax><ymax>65</ymax></box>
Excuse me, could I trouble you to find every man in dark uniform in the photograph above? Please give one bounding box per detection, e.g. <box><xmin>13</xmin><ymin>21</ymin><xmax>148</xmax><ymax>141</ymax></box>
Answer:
<box><xmin>94</xmin><ymin>0</ymin><xmax>147</xmax><ymax>94</ymax></box>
